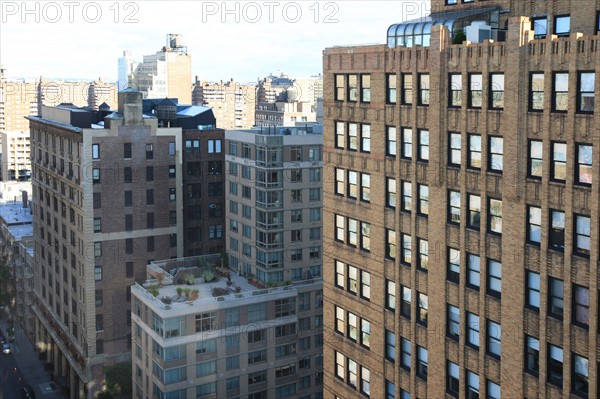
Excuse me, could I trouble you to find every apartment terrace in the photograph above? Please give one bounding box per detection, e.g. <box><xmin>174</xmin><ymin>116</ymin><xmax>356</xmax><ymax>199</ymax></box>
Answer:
<box><xmin>133</xmin><ymin>254</ymin><xmax>321</xmax><ymax>312</ymax></box>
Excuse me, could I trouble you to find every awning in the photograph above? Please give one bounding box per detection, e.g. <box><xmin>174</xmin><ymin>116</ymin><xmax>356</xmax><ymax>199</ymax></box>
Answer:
<box><xmin>387</xmin><ymin>7</ymin><xmax>500</xmax><ymax>48</ymax></box>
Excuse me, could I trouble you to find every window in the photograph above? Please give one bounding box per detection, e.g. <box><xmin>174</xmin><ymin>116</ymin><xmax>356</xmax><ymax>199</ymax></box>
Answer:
<box><xmin>554</xmin><ymin>14</ymin><xmax>570</xmax><ymax>36</ymax></box>
<box><xmin>549</xmin><ymin>277</ymin><xmax>564</xmax><ymax>318</ymax></box>
<box><xmin>347</xmin><ymin>170</ymin><xmax>357</xmax><ymax>199</ymax></box>
<box><xmin>348</xmin><ymin>74</ymin><xmax>358</xmax><ymax>101</ymax></box>
<box><xmin>418</xmin><ymin>129</ymin><xmax>429</xmax><ymax>161</ymax></box>
<box><xmin>335</xmin><ymin>214</ymin><xmax>345</xmax><ymax>242</ymax></box>
<box><xmin>551</xmin><ymin>142</ymin><xmax>567</xmax><ymax>181</ymax></box>
<box><xmin>335</xmin><ymin>306</ymin><xmax>345</xmax><ymax>334</ymax></box>
<box><xmin>418</xmin><ymin>239</ymin><xmax>428</xmax><ymax>271</ymax></box>
<box><xmin>489</xmin><ymin>136</ymin><xmax>503</xmax><ymax>172</ymax></box>
<box><xmin>400</xmin><ymin>338</ymin><xmax>411</xmax><ymax>370</ymax></box>
<box><xmin>401</xmin><ymin>286</ymin><xmax>411</xmax><ymax>318</ymax></box>
<box><xmin>576</xmin><ymin>144</ymin><xmax>592</xmax><ymax>185</ymax></box>
<box><xmin>386</xmin><ymin>178</ymin><xmax>397</xmax><ymax>208</ymax></box>
<box><xmin>335</xmin><ymin>75</ymin><xmax>345</xmax><ymax>101</ymax></box>
<box><xmin>418</xmin><ymin>74</ymin><xmax>429</xmax><ymax>105</ymax></box>
<box><xmin>467</xmin><ymin>313</ymin><xmax>480</xmax><ymax>348</ymax></box>
<box><xmin>574</xmin><ymin>214</ymin><xmax>591</xmax><ymax>255</ymax></box>
<box><xmin>387</xmin><ymin>126</ymin><xmax>397</xmax><ymax>157</ymax></box>
<box><xmin>466</xmin><ymin>371</ymin><xmax>479</xmax><ymax>399</ymax></box>
<box><xmin>402</xmin><ymin>73</ymin><xmax>413</xmax><ymax>104</ymax></box>
<box><xmin>361</xmin><ymin>75</ymin><xmax>371</xmax><ymax>102</ymax></box>
<box><xmin>468</xmin><ymin>194</ymin><xmax>481</xmax><ymax>229</ymax></box>
<box><xmin>549</xmin><ymin>209</ymin><xmax>565</xmax><ymax>251</ymax></box>
<box><xmin>348</xmin><ymin>266</ymin><xmax>358</xmax><ymax>295</ymax></box>
<box><xmin>449</xmin><ymin>74</ymin><xmax>462</xmax><ymax>107</ymax></box>
<box><xmin>335</xmin><ymin>121</ymin><xmax>345</xmax><ymax>149</ymax></box>
<box><xmin>548</xmin><ymin>344</ymin><xmax>563</xmax><ymax>387</ymax></box>
<box><xmin>490</xmin><ymin>73</ymin><xmax>504</xmax><ymax>109</ymax></box>
<box><xmin>447</xmin><ymin>305</ymin><xmax>460</xmax><ymax>339</ymax></box>
<box><xmin>467</xmin><ymin>254</ymin><xmax>480</xmax><ymax>289</ymax></box>
<box><xmin>402</xmin><ymin>181</ymin><xmax>412</xmax><ymax>212</ymax></box>
<box><xmin>526</xmin><ymin>336</ymin><xmax>540</xmax><ymax>375</ymax></box>
<box><xmin>468</xmin><ymin>134</ymin><xmax>482</xmax><ymax>169</ymax></box>
<box><xmin>386</xmin><ymin>229</ymin><xmax>396</xmax><ymax>260</ymax></box>
<box><xmin>532</xmin><ymin>17</ymin><xmax>547</xmax><ymax>38</ymax></box>
<box><xmin>449</xmin><ymin>133</ymin><xmax>461</xmax><ymax>166</ymax></box>
<box><xmin>334</xmin><ymin>168</ymin><xmax>345</xmax><ymax>195</ymax></box>
<box><xmin>195</xmin><ymin>312</ymin><xmax>216</xmax><ymax>332</ymax></box>
<box><xmin>361</xmin><ymin>319</ymin><xmax>371</xmax><ymax>348</ymax></box>
<box><xmin>348</xmin><ymin>123</ymin><xmax>358</xmax><ymax>151</ymax></box>
<box><xmin>487</xmin><ymin>260</ymin><xmax>501</xmax><ymax>297</ymax></box>
<box><xmin>529</xmin><ymin>140</ymin><xmax>543</xmax><ymax>178</ymax></box>
<box><xmin>361</xmin><ymin>223</ymin><xmax>371</xmax><ymax>252</ymax></box>
<box><xmin>527</xmin><ymin>206</ymin><xmax>542</xmax><ymax>244</ymax></box>
<box><xmin>448</xmin><ymin>190</ymin><xmax>461</xmax><ymax>224</ymax></box>
<box><xmin>416</xmin><ymin>346</ymin><xmax>428</xmax><ymax>379</ymax></box>
<box><xmin>386</xmin><ymin>280</ymin><xmax>396</xmax><ymax>310</ymax></box>
<box><xmin>208</xmin><ymin>139</ymin><xmax>221</xmax><ymax>153</ymax></box>
<box><xmin>93</xmin><ymin>217</ymin><xmax>101</xmax><ymax>233</ymax></box>
<box><xmin>487</xmin><ymin>320</ymin><xmax>501</xmax><ymax>358</ymax></box>
<box><xmin>578</xmin><ymin>72</ymin><xmax>595</xmax><ymax>113</ymax></box>
<box><xmin>488</xmin><ymin>198</ymin><xmax>502</xmax><ymax>234</ymax></box>
<box><xmin>572</xmin><ymin>354</ymin><xmax>589</xmax><ymax>397</ymax></box>
<box><xmin>348</xmin><ymin>358</ymin><xmax>358</xmax><ymax>388</ymax></box>
<box><xmin>527</xmin><ymin>74</ymin><xmax>546</xmax><ymax>116</ymax></box>
<box><xmin>553</xmin><ymin>72</ymin><xmax>569</xmax><ymax>111</ymax></box>
<box><xmin>169</xmin><ymin>188</ymin><xmax>176</xmax><ymax>201</ymax></box>
<box><xmin>401</xmin><ymin>127</ymin><xmax>412</xmax><ymax>159</ymax></box>
<box><xmin>525</xmin><ymin>271</ymin><xmax>541</xmax><ymax>310</ymax></box>
<box><xmin>92</xmin><ymin>168</ymin><xmax>100</xmax><ymax>183</ymax></box>
<box><xmin>387</xmin><ymin>74</ymin><xmax>397</xmax><ymax>103</ymax></box>
<box><xmin>335</xmin><ymin>352</ymin><xmax>345</xmax><ymax>380</ymax></box>
<box><xmin>447</xmin><ymin>361</ymin><xmax>459</xmax><ymax>397</ymax></box>
<box><xmin>146</xmin><ymin>165</ymin><xmax>154</xmax><ymax>181</ymax></box>
<box><xmin>448</xmin><ymin>247</ymin><xmax>460</xmax><ymax>283</ymax></box>
<box><xmin>418</xmin><ymin>292</ymin><xmax>428</xmax><ymax>326</ymax></box>
<box><xmin>92</xmin><ymin>144</ymin><xmax>99</xmax><ymax>159</ymax></box>
<box><xmin>124</xmin><ymin>143</ymin><xmax>132</xmax><ymax>158</ymax></box>
<box><xmin>291</xmin><ymin>189</ymin><xmax>302</xmax><ymax>203</ymax></box>
<box><xmin>573</xmin><ymin>284</ymin><xmax>590</xmax><ymax>327</ymax></box>
<box><xmin>145</xmin><ymin>143</ymin><xmax>153</xmax><ymax>160</ymax></box>
<box><xmin>418</xmin><ymin>184</ymin><xmax>428</xmax><ymax>216</ymax></box>
<box><xmin>361</xmin><ymin>173</ymin><xmax>370</xmax><ymax>201</ymax></box>
<box><xmin>401</xmin><ymin>234</ymin><xmax>412</xmax><ymax>265</ymax></box>
<box><xmin>385</xmin><ymin>330</ymin><xmax>396</xmax><ymax>361</ymax></box>
<box><xmin>469</xmin><ymin>74</ymin><xmax>483</xmax><ymax>108</ymax></box>
<box><xmin>94</xmin><ymin>265</ymin><xmax>102</xmax><ymax>281</ymax></box>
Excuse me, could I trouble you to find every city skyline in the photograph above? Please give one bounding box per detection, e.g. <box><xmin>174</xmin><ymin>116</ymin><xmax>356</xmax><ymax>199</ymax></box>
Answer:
<box><xmin>0</xmin><ymin>1</ymin><xmax>428</xmax><ymax>83</ymax></box>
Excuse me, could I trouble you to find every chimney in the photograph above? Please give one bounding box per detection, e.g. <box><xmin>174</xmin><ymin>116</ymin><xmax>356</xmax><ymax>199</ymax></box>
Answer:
<box><xmin>118</xmin><ymin>90</ymin><xmax>143</xmax><ymax>124</ymax></box>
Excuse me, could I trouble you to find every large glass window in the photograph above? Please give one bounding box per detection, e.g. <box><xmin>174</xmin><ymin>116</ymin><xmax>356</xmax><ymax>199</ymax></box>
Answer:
<box><xmin>449</xmin><ymin>132</ymin><xmax>461</xmax><ymax>166</ymax></box>
<box><xmin>548</xmin><ymin>344</ymin><xmax>564</xmax><ymax>387</ymax></box>
<box><xmin>448</xmin><ymin>190</ymin><xmax>461</xmax><ymax>224</ymax></box>
<box><xmin>418</xmin><ymin>74</ymin><xmax>429</xmax><ymax>105</ymax></box>
<box><xmin>418</xmin><ymin>184</ymin><xmax>429</xmax><ymax>216</ymax></box>
<box><xmin>348</xmin><ymin>74</ymin><xmax>358</xmax><ymax>101</ymax></box>
<box><xmin>553</xmin><ymin>72</ymin><xmax>569</xmax><ymax>111</ymax></box>
<box><xmin>578</xmin><ymin>72</ymin><xmax>595</xmax><ymax>113</ymax></box>
<box><xmin>386</xmin><ymin>177</ymin><xmax>397</xmax><ymax>208</ymax></box>
<box><xmin>554</xmin><ymin>15</ymin><xmax>570</xmax><ymax>36</ymax></box>
<box><xmin>387</xmin><ymin>126</ymin><xmax>397</xmax><ymax>156</ymax></box>
<box><xmin>468</xmin><ymin>134</ymin><xmax>481</xmax><ymax>169</ymax></box>
<box><xmin>573</xmin><ymin>284</ymin><xmax>590</xmax><ymax>328</ymax></box>
<box><xmin>447</xmin><ymin>361</ymin><xmax>459</xmax><ymax>397</ymax></box>
<box><xmin>467</xmin><ymin>313</ymin><xmax>480</xmax><ymax>348</ymax></box>
<box><xmin>573</xmin><ymin>354</ymin><xmax>589</xmax><ymax>397</ymax></box>
<box><xmin>532</xmin><ymin>17</ymin><xmax>547</xmax><ymax>38</ymax></box>
<box><xmin>402</xmin><ymin>74</ymin><xmax>413</xmax><ymax>105</ymax></box>
<box><xmin>449</xmin><ymin>74</ymin><xmax>462</xmax><ymax>107</ymax></box>
<box><xmin>489</xmin><ymin>136</ymin><xmax>503</xmax><ymax>172</ymax></box>
<box><xmin>488</xmin><ymin>199</ymin><xmax>502</xmax><ymax>234</ymax></box>
<box><xmin>467</xmin><ymin>371</ymin><xmax>479</xmax><ymax>399</ymax></box>
<box><xmin>490</xmin><ymin>73</ymin><xmax>504</xmax><ymax>109</ymax></box>
<box><xmin>528</xmin><ymin>140</ymin><xmax>543</xmax><ymax>178</ymax></box>
<box><xmin>418</xmin><ymin>129</ymin><xmax>429</xmax><ymax>162</ymax></box>
<box><xmin>549</xmin><ymin>209</ymin><xmax>565</xmax><ymax>251</ymax></box>
<box><xmin>574</xmin><ymin>214</ymin><xmax>591</xmax><ymax>256</ymax></box>
<box><xmin>530</xmin><ymin>72</ymin><xmax>545</xmax><ymax>110</ymax></box>
<box><xmin>487</xmin><ymin>320</ymin><xmax>501</xmax><ymax>358</ymax></box>
<box><xmin>467</xmin><ymin>254</ymin><xmax>480</xmax><ymax>289</ymax></box>
<box><xmin>528</xmin><ymin>206</ymin><xmax>542</xmax><ymax>244</ymax></box>
<box><xmin>468</xmin><ymin>194</ymin><xmax>481</xmax><ymax>229</ymax></box>
<box><xmin>469</xmin><ymin>74</ymin><xmax>483</xmax><ymax>108</ymax></box>
<box><xmin>551</xmin><ymin>142</ymin><xmax>567</xmax><ymax>181</ymax></box>
<box><xmin>447</xmin><ymin>247</ymin><xmax>460</xmax><ymax>283</ymax></box>
<box><xmin>526</xmin><ymin>336</ymin><xmax>540</xmax><ymax>375</ymax></box>
<box><xmin>387</xmin><ymin>74</ymin><xmax>397</xmax><ymax>104</ymax></box>
<box><xmin>361</xmin><ymin>75</ymin><xmax>371</xmax><ymax>103</ymax></box>
<box><xmin>447</xmin><ymin>305</ymin><xmax>460</xmax><ymax>339</ymax></box>
<box><xmin>401</xmin><ymin>128</ymin><xmax>412</xmax><ymax>159</ymax></box>
<box><xmin>576</xmin><ymin>144</ymin><xmax>592</xmax><ymax>185</ymax></box>
<box><xmin>487</xmin><ymin>260</ymin><xmax>501</xmax><ymax>297</ymax></box>
<box><xmin>549</xmin><ymin>277</ymin><xmax>564</xmax><ymax>318</ymax></box>
<box><xmin>527</xmin><ymin>271</ymin><xmax>540</xmax><ymax>309</ymax></box>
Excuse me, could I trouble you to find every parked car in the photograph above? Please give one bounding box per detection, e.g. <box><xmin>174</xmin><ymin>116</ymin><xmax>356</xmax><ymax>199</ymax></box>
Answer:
<box><xmin>2</xmin><ymin>342</ymin><xmax>11</xmax><ymax>354</ymax></box>
<box><xmin>20</xmin><ymin>385</ymin><xmax>36</xmax><ymax>399</ymax></box>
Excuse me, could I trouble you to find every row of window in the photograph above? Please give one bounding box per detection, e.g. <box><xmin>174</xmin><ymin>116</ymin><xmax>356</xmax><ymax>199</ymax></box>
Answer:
<box><xmin>334</xmin><ymin>306</ymin><xmax>371</xmax><ymax>349</ymax></box>
<box><xmin>185</xmin><ymin>139</ymin><xmax>222</xmax><ymax>154</ymax></box>
<box><xmin>384</xmin><ymin>333</ymin><xmax>428</xmax><ymax>379</ymax></box>
<box><xmin>334</xmin><ymin>352</ymin><xmax>371</xmax><ymax>397</ymax></box>
<box><xmin>526</xmin><ymin>271</ymin><xmax>591</xmax><ymax>328</ymax></box>
<box><xmin>528</xmin><ymin>207</ymin><xmax>590</xmax><ymax>255</ymax></box>
<box><xmin>334</xmin><ymin>215</ymin><xmax>371</xmax><ymax>252</ymax></box>
<box><xmin>91</xmin><ymin>165</ymin><xmax>176</xmax><ymax>184</ymax></box>
<box><xmin>525</xmin><ymin>337</ymin><xmax>590</xmax><ymax>397</ymax></box>
<box><xmin>229</xmin><ymin>142</ymin><xmax>321</xmax><ymax>162</ymax></box>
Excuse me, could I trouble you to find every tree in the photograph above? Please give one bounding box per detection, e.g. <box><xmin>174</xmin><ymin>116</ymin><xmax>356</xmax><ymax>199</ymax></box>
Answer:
<box><xmin>103</xmin><ymin>362</ymin><xmax>132</xmax><ymax>396</ymax></box>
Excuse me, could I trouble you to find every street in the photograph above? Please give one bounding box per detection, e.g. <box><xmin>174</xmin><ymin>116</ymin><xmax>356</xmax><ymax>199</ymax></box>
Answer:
<box><xmin>0</xmin><ymin>347</ymin><xmax>26</xmax><ymax>399</ymax></box>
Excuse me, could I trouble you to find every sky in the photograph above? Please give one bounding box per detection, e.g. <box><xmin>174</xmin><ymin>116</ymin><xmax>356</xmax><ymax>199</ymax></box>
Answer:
<box><xmin>0</xmin><ymin>0</ymin><xmax>431</xmax><ymax>84</ymax></box>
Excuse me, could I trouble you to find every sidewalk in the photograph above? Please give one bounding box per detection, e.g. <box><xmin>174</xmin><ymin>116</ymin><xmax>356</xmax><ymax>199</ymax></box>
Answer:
<box><xmin>2</xmin><ymin>319</ymin><xmax>65</xmax><ymax>399</ymax></box>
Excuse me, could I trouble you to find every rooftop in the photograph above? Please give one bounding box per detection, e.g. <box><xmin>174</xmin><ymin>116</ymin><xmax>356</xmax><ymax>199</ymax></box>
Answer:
<box><xmin>229</xmin><ymin>124</ymin><xmax>322</xmax><ymax>136</ymax></box>
<box><xmin>134</xmin><ymin>254</ymin><xmax>321</xmax><ymax>314</ymax></box>
<box><xmin>0</xmin><ymin>202</ymin><xmax>32</xmax><ymax>226</ymax></box>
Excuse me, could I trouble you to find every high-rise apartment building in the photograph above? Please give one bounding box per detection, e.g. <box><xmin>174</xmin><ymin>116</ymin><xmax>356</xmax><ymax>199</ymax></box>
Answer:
<box><xmin>129</xmin><ymin>34</ymin><xmax>192</xmax><ymax>104</ymax></box>
<box><xmin>255</xmin><ymin>101</ymin><xmax>316</xmax><ymax>128</ymax></box>
<box><xmin>324</xmin><ymin>1</ymin><xmax>600</xmax><ymax>399</ymax></box>
<box><xmin>192</xmin><ymin>78</ymin><xmax>257</xmax><ymax>130</ymax></box>
<box><xmin>118</xmin><ymin>50</ymin><xmax>138</xmax><ymax>92</ymax></box>
<box><xmin>27</xmin><ymin>91</ymin><xmax>184</xmax><ymax>398</ymax></box>
<box><xmin>1</xmin><ymin>130</ymin><xmax>31</xmax><ymax>181</ymax></box>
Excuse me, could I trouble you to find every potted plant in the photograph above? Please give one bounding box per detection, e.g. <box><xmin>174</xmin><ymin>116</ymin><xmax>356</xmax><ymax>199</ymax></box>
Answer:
<box><xmin>176</xmin><ymin>287</ymin><xmax>183</xmax><ymax>297</ymax></box>
<box><xmin>183</xmin><ymin>288</ymin><xmax>191</xmax><ymax>299</ymax></box>
<box><xmin>183</xmin><ymin>273</ymin><xmax>195</xmax><ymax>285</ymax></box>
<box><xmin>156</xmin><ymin>271</ymin><xmax>165</xmax><ymax>287</ymax></box>
<box><xmin>189</xmin><ymin>289</ymin><xmax>199</xmax><ymax>301</ymax></box>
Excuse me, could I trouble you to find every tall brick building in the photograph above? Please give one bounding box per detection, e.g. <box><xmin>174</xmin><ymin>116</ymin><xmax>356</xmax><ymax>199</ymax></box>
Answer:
<box><xmin>323</xmin><ymin>1</ymin><xmax>600</xmax><ymax>398</ymax></box>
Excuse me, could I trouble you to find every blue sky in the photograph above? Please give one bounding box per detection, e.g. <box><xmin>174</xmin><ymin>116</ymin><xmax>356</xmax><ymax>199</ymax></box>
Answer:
<box><xmin>0</xmin><ymin>1</ymin><xmax>430</xmax><ymax>83</ymax></box>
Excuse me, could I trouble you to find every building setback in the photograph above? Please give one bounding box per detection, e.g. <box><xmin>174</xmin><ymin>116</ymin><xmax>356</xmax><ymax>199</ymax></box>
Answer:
<box><xmin>323</xmin><ymin>1</ymin><xmax>600</xmax><ymax>399</ymax></box>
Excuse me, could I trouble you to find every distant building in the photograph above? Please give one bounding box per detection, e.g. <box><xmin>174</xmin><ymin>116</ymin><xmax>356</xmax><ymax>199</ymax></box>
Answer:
<box><xmin>1</xmin><ymin>130</ymin><xmax>31</xmax><ymax>181</ymax></box>
<box><xmin>0</xmin><ymin>182</ymin><xmax>34</xmax><ymax>334</ymax></box>
<box><xmin>257</xmin><ymin>73</ymin><xmax>293</xmax><ymax>103</ymax></box>
<box><xmin>192</xmin><ymin>78</ymin><xmax>256</xmax><ymax>130</ymax></box>
<box><xmin>129</xmin><ymin>34</ymin><xmax>192</xmax><ymax>104</ymax></box>
<box><xmin>255</xmin><ymin>101</ymin><xmax>316</xmax><ymax>127</ymax></box>
<box><xmin>117</xmin><ymin>50</ymin><xmax>137</xmax><ymax>91</ymax></box>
